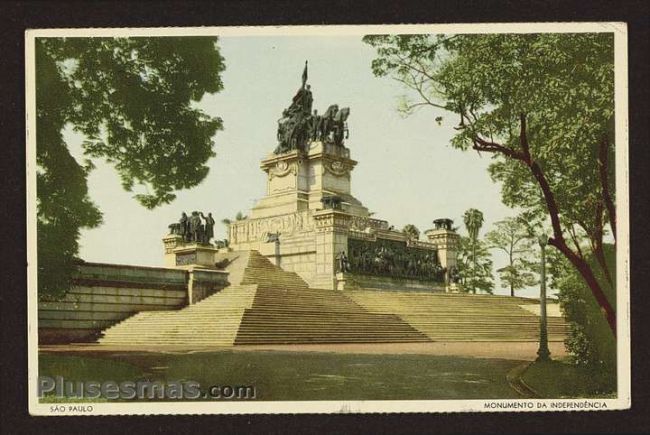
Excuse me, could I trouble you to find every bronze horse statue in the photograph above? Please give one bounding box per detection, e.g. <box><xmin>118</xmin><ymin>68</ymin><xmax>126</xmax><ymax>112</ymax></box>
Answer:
<box><xmin>332</xmin><ymin>107</ymin><xmax>350</xmax><ymax>146</ymax></box>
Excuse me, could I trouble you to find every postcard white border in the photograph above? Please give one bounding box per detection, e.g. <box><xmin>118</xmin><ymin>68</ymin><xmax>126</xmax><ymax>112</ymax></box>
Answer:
<box><xmin>26</xmin><ymin>22</ymin><xmax>630</xmax><ymax>415</ymax></box>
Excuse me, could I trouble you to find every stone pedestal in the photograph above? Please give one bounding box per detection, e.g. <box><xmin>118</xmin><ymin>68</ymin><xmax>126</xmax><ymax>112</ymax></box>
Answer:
<box><xmin>163</xmin><ymin>235</ymin><xmax>219</xmax><ymax>270</ymax></box>
<box><xmin>229</xmin><ymin>141</ymin><xmax>371</xmax><ymax>288</ymax></box>
<box><xmin>250</xmin><ymin>141</ymin><xmax>369</xmax><ymax>219</ymax></box>
<box><xmin>250</xmin><ymin>150</ymin><xmax>310</xmax><ymax>219</ymax></box>
<box><xmin>448</xmin><ymin>283</ymin><xmax>463</xmax><ymax>293</ymax></box>
<box><xmin>335</xmin><ymin>272</ymin><xmax>346</xmax><ymax>291</ymax></box>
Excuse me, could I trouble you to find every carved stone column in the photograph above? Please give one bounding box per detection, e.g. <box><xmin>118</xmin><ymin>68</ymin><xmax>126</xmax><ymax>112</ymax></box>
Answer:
<box><xmin>424</xmin><ymin>226</ymin><xmax>460</xmax><ymax>292</ymax></box>
<box><xmin>313</xmin><ymin>209</ymin><xmax>352</xmax><ymax>290</ymax></box>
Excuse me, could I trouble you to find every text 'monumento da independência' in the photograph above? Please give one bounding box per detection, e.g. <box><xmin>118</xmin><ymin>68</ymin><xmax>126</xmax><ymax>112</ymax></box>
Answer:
<box><xmin>163</xmin><ymin>62</ymin><xmax>460</xmax><ymax>291</ymax></box>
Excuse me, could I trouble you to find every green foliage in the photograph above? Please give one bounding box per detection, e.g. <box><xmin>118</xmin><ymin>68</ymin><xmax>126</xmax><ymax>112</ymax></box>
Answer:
<box><xmin>485</xmin><ymin>216</ymin><xmax>537</xmax><ymax>296</ymax></box>
<box><xmin>555</xmin><ymin>244</ymin><xmax>616</xmax><ymax>376</ymax></box>
<box><xmin>364</xmin><ymin>33</ymin><xmax>614</xmax><ymax>239</ymax></box>
<box><xmin>462</xmin><ymin>208</ymin><xmax>484</xmax><ymax>242</ymax></box>
<box><xmin>36</xmin><ymin>37</ymin><xmax>225</xmax><ymax>298</ymax></box>
<box><xmin>495</xmin><ymin>264</ymin><xmax>537</xmax><ymax>294</ymax></box>
<box><xmin>364</xmin><ymin>33</ymin><xmax>616</xmax><ymax>331</ymax></box>
<box><xmin>401</xmin><ymin>224</ymin><xmax>420</xmax><ymax>240</ymax></box>
<box><xmin>457</xmin><ymin>236</ymin><xmax>494</xmax><ymax>294</ymax></box>
<box><xmin>461</xmin><ymin>208</ymin><xmax>488</xmax><ymax>293</ymax></box>
<box><xmin>523</xmin><ymin>360</ymin><xmax>616</xmax><ymax>398</ymax></box>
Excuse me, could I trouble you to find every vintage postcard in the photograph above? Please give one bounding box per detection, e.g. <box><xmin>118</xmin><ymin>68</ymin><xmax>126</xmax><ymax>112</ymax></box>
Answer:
<box><xmin>26</xmin><ymin>23</ymin><xmax>630</xmax><ymax>415</ymax></box>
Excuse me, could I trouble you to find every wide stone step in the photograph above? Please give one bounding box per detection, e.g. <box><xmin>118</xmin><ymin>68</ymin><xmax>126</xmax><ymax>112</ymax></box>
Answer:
<box><xmin>100</xmin><ymin>334</ymin><xmax>236</xmax><ymax>339</ymax></box>
<box><xmin>238</xmin><ymin>320</ymin><xmax>412</xmax><ymax>327</ymax></box>
<box><xmin>234</xmin><ymin>338</ymin><xmax>430</xmax><ymax>344</ymax></box>
<box><xmin>236</xmin><ymin>321</ymin><xmax>567</xmax><ymax>330</ymax></box>
<box><xmin>244</xmin><ymin>307</ymin><xmax>529</xmax><ymax>315</ymax></box>
<box><xmin>361</xmin><ymin>306</ymin><xmax>536</xmax><ymax>312</ymax></box>
<box><xmin>236</xmin><ymin>324</ymin><xmax>565</xmax><ymax>332</ymax></box>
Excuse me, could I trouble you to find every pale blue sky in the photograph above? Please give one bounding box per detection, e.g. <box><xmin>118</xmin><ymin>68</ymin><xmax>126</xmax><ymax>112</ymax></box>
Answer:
<box><xmin>66</xmin><ymin>35</ymin><xmax>541</xmax><ymax>297</ymax></box>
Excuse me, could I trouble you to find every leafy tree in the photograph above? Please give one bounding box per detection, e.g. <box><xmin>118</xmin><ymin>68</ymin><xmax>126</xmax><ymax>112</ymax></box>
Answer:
<box><xmin>36</xmin><ymin>37</ymin><xmax>225</xmax><ymax>299</ymax></box>
<box><xmin>401</xmin><ymin>224</ymin><xmax>420</xmax><ymax>240</ymax></box>
<box><xmin>364</xmin><ymin>33</ymin><xmax>617</xmax><ymax>334</ymax></box>
<box><xmin>457</xmin><ymin>236</ymin><xmax>494</xmax><ymax>294</ymax></box>
<box><xmin>485</xmin><ymin>216</ymin><xmax>537</xmax><ymax>296</ymax></box>
<box><xmin>462</xmin><ymin>208</ymin><xmax>484</xmax><ymax>292</ymax></box>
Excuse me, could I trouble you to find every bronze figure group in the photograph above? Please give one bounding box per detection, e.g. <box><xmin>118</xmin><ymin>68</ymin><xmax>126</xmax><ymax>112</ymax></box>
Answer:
<box><xmin>275</xmin><ymin>63</ymin><xmax>350</xmax><ymax>154</ymax></box>
<box><xmin>347</xmin><ymin>238</ymin><xmax>445</xmax><ymax>282</ymax></box>
<box><xmin>168</xmin><ymin>211</ymin><xmax>215</xmax><ymax>245</ymax></box>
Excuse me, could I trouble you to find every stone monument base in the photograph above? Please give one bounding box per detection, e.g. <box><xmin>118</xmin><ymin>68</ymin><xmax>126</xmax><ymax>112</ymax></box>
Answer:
<box><xmin>448</xmin><ymin>283</ymin><xmax>463</xmax><ymax>293</ymax></box>
<box><xmin>163</xmin><ymin>235</ymin><xmax>220</xmax><ymax>270</ymax></box>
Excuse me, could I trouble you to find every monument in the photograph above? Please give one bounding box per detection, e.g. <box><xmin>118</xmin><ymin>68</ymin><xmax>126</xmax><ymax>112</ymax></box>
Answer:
<box><xmin>163</xmin><ymin>210</ymin><xmax>222</xmax><ymax>269</ymax></box>
<box><xmin>163</xmin><ymin>63</ymin><xmax>460</xmax><ymax>291</ymax></box>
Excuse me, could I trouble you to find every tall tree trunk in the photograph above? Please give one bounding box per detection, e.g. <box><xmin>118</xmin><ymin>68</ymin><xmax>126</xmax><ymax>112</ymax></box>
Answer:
<box><xmin>470</xmin><ymin>114</ymin><xmax>617</xmax><ymax>335</ymax></box>
<box><xmin>509</xmin><ymin>251</ymin><xmax>514</xmax><ymax>297</ymax></box>
<box><xmin>520</xmin><ymin>119</ymin><xmax>617</xmax><ymax>336</ymax></box>
<box><xmin>472</xmin><ymin>242</ymin><xmax>477</xmax><ymax>294</ymax></box>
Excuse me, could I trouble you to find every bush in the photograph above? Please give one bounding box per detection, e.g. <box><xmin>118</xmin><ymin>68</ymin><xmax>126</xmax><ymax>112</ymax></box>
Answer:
<box><xmin>554</xmin><ymin>244</ymin><xmax>616</xmax><ymax>393</ymax></box>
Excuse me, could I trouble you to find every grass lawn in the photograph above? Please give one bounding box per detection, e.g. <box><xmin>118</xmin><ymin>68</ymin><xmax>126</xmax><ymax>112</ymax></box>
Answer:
<box><xmin>522</xmin><ymin>359</ymin><xmax>616</xmax><ymax>399</ymax></box>
<box><xmin>39</xmin><ymin>350</ymin><xmax>524</xmax><ymax>401</ymax></box>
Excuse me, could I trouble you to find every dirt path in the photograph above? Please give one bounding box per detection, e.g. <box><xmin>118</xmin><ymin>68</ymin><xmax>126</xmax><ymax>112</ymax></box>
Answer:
<box><xmin>233</xmin><ymin>341</ymin><xmax>567</xmax><ymax>360</ymax></box>
<box><xmin>41</xmin><ymin>341</ymin><xmax>566</xmax><ymax>360</ymax></box>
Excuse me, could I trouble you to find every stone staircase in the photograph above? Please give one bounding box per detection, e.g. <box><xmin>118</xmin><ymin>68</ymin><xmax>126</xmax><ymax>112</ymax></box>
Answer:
<box><xmin>347</xmin><ymin>289</ymin><xmax>568</xmax><ymax>342</ymax></box>
<box><xmin>234</xmin><ymin>251</ymin><xmax>430</xmax><ymax>344</ymax></box>
<box><xmin>97</xmin><ymin>250</ymin><xmax>568</xmax><ymax>347</ymax></box>
<box><xmin>97</xmin><ymin>251</ymin><xmax>429</xmax><ymax>346</ymax></box>
<box><xmin>97</xmin><ymin>284</ymin><xmax>258</xmax><ymax>346</ymax></box>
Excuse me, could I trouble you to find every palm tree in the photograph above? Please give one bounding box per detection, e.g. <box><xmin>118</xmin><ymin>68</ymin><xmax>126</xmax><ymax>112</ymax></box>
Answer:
<box><xmin>401</xmin><ymin>224</ymin><xmax>420</xmax><ymax>241</ymax></box>
<box><xmin>463</xmin><ymin>208</ymin><xmax>484</xmax><ymax>293</ymax></box>
<box><xmin>221</xmin><ymin>211</ymin><xmax>247</xmax><ymax>226</ymax></box>
<box><xmin>221</xmin><ymin>211</ymin><xmax>248</xmax><ymax>244</ymax></box>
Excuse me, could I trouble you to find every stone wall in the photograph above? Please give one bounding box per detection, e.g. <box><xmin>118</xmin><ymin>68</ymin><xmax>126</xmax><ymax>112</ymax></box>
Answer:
<box><xmin>38</xmin><ymin>262</ymin><xmax>228</xmax><ymax>344</ymax></box>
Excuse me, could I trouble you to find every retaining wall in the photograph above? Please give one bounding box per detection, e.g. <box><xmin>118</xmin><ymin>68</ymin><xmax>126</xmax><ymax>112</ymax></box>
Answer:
<box><xmin>38</xmin><ymin>262</ymin><xmax>228</xmax><ymax>343</ymax></box>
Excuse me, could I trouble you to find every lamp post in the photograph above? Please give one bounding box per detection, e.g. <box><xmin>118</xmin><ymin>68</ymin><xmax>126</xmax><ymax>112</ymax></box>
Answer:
<box><xmin>537</xmin><ymin>234</ymin><xmax>551</xmax><ymax>362</ymax></box>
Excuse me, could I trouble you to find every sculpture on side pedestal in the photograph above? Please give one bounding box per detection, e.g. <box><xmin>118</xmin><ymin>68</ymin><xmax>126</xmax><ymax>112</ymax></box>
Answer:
<box><xmin>336</xmin><ymin>251</ymin><xmax>351</xmax><ymax>273</ymax></box>
<box><xmin>320</xmin><ymin>195</ymin><xmax>343</xmax><ymax>210</ymax></box>
<box><xmin>433</xmin><ymin>218</ymin><xmax>455</xmax><ymax>231</ymax></box>
<box><xmin>168</xmin><ymin>211</ymin><xmax>216</xmax><ymax>245</ymax></box>
<box><xmin>449</xmin><ymin>265</ymin><xmax>461</xmax><ymax>284</ymax></box>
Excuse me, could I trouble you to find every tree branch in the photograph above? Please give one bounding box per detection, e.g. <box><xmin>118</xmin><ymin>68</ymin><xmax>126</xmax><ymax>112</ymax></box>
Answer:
<box><xmin>472</xmin><ymin>135</ymin><xmax>525</xmax><ymax>161</ymax></box>
<box><xmin>519</xmin><ymin>113</ymin><xmax>532</xmax><ymax>162</ymax></box>
<box><xmin>515</xmin><ymin>113</ymin><xmax>617</xmax><ymax>336</ymax></box>
<box><xmin>568</xmin><ymin>224</ymin><xmax>585</xmax><ymax>260</ymax></box>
